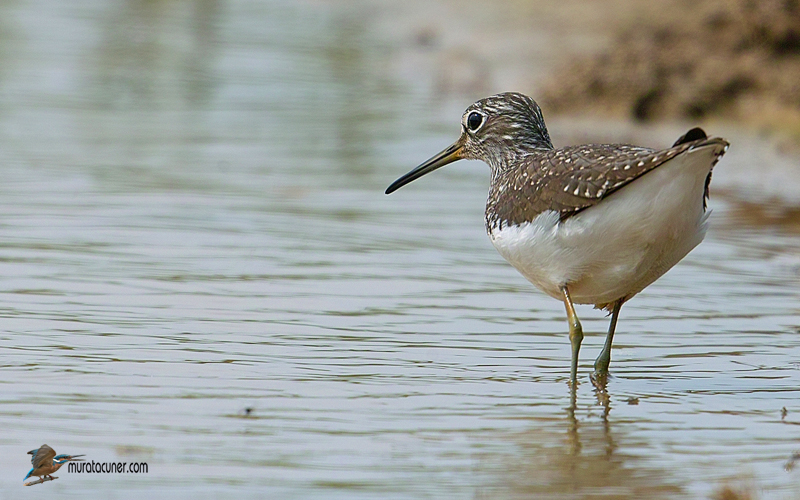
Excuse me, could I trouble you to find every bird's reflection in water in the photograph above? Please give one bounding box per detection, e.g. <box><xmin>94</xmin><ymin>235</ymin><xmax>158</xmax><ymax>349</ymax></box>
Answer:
<box><xmin>478</xmin><ymin>381</ymin><xmax>683</xmax><ymax>500</ymax></box>
<box><xmin>591</xmin><ymin>375</ymin><xmax>616</xmax><ymax>458</ymax></box>
<box><xmin>564</xmin><ymin>378</ymin><xmax>616</xmax><ymax>475</ymax></box>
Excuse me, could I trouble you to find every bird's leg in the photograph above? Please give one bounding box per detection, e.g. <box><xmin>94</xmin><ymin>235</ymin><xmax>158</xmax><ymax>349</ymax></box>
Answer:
<box><xmin>593</xmin><ymin>299</ymin><xmax>623</xmax><ymax>381</ymax></box>
<box><xmin>561</xmin><ymin>286</ymin><xmax>583</xmax><ymax>388</ymax></box>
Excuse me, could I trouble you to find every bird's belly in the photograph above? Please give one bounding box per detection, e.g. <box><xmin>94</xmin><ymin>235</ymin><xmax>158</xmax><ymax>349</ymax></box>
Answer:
<box><xmin>489</xmin><ymin>147</ymin><xmax>714</xmax><ymax>307</ymax></box>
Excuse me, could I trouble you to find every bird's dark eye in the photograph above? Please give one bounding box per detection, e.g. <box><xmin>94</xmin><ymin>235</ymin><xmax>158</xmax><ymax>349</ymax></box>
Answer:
<box><xmin>467</xmin><ymin>112</ymin><xmax>483</xmax><ymax>131</ymax></box>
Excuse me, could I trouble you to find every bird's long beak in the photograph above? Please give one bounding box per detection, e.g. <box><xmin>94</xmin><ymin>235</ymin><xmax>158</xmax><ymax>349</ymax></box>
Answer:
<box><xmin>67</xmin><ymin>455</ymin><xmax>85</xmax><ymax>461</ymax></box>
<box><xmin>385</xmin><ymin>138</ymin><xmax>464</xmax><ymax>194</ymax></box>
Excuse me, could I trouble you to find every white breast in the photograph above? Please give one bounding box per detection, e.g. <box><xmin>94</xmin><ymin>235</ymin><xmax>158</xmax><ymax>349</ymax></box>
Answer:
<box><xmin>489</xmin><ymin>143</ymin><xmax>721</xmax><ymax>307</ymax></box>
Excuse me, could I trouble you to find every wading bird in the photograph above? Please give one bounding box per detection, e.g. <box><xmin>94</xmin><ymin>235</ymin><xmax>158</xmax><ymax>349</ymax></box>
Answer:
<box><xmin>386</xmin><ymin>92</ymin><xmax>728</xmax><ymax>389</ymax></box>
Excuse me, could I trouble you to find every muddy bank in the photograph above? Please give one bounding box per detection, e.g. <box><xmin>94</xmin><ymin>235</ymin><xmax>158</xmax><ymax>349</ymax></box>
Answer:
<box><xmin>541</xmin><ymin>0</ymin><xmax>800</xmax><ymax>138</ymax></box>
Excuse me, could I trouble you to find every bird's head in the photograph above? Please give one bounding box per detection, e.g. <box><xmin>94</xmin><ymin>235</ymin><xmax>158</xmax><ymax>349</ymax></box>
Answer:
<box><xmin>386</xmin><ymin>92</ymin><xmax>553</xmax><ymax>194</ymax></box>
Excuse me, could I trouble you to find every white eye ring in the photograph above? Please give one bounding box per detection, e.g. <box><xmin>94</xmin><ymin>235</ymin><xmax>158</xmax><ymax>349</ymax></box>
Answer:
<box><xmin>466</xmin><ymin>111</ymin><xmax>484</xmax><ymax>132</ymax></box>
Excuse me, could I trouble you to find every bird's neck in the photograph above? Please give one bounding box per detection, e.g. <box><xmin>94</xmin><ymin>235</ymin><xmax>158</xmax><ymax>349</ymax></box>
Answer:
<box><xmin>487</xmin><ymin>145</ymin><xmax>550</xmax><ymax>182</ymax></box>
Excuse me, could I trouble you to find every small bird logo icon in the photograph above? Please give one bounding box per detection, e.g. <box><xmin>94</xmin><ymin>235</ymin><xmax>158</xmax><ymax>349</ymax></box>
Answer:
<box><xmin>24</xmin><ymin>444</ymin><xmax>85</xmax><ymax>486</ymax></box>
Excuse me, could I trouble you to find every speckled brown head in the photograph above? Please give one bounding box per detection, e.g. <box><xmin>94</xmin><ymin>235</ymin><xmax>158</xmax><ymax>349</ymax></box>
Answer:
<box><xmin>385</xmin><ymin>92</ymin><xmax>553</xmax><ymax>194</ymax></box>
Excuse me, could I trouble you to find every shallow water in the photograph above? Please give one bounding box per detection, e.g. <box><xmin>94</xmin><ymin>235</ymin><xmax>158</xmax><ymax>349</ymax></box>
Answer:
<box><xmin>0</xmin><ymin>1</ymin><xmax>799</xmax><ymax>498</ymax></box>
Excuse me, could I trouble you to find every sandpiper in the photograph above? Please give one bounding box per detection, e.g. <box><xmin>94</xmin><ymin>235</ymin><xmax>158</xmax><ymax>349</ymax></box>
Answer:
<box><xmin>386</xmin><ymin>92</ymin><xmax>728</xmax><ymax>386</ymax></box>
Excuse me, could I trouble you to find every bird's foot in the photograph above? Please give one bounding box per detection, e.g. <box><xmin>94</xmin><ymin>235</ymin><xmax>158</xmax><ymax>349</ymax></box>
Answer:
<box><xmin>590</xmin><ymin>369</ymin><xmax>610</xmax><ymax>391</ymax></box>
<box><xmin>24</xmin><ymin>476</ymin><xmax>58</xmax><ymax>486</ymax></box>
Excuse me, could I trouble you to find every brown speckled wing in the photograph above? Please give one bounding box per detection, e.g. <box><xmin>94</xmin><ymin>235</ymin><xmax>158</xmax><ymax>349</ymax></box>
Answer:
<box><xmin>485</xmin><ymin>137</ymin><xmax>727</xmax><ymax>231</ymax></box>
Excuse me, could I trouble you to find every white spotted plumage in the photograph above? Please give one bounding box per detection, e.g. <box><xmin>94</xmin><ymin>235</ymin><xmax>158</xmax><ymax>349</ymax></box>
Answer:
<box><xmin>489</xmin><ymin>141</ymin><xmax>721</xmax><ymax>308</ymax></box>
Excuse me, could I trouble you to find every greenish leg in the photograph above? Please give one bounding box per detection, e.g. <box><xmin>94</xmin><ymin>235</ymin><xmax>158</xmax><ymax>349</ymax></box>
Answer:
<box><xmin>593</xmin><ymin>299</ymin><xmax>623</xmax><ymax>377</ymax></box>
<box><xmin>561</xmin><ymin>286</ymin><xmax>583</xmax><ymax>388</ymax></box>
